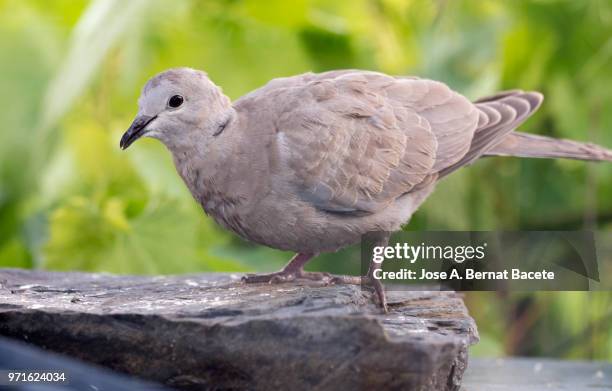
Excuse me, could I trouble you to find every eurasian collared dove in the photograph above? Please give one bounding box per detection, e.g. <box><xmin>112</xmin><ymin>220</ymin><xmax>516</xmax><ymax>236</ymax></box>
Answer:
<box><xmin>120</xmin><ymin>68</ymin><xmax>612</xmax><ymax>311</ymax></box>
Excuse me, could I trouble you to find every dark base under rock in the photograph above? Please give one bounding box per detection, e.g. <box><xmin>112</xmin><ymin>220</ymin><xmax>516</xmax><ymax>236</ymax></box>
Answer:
<box><xmin>0</xmin><ymin>336</ymin><xmax>171</xmax><ymax>390</ymax></box>
<box><xmin>0</xmin><ymin>269</ymin><xmax>478</xmax><ymax>391</ymax></box>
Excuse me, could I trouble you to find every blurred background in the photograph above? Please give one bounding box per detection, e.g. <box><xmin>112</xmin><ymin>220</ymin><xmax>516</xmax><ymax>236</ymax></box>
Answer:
<box><xmin>1</xmin><ymin>0</ymin><xmax>611</xmax><ymax>360</ymax></box>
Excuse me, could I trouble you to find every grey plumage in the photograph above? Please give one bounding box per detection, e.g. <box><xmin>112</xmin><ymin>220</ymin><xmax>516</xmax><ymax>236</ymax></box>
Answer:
<box><xmin>121</xmin><ymin>67</ymin><xmax>612</xmax><ymax>310</ymax></box>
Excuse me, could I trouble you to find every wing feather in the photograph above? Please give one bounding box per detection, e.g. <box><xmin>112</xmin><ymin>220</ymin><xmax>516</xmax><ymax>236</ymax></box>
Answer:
<box><xmin>438</xmin><ymin>91</ymin><xmax>543</xmax><ymax>177</ymax></box>
<box><xmin>275</xmin><ymin>74</ymin><xmax>470</xmax><ymax>214</ymax></box>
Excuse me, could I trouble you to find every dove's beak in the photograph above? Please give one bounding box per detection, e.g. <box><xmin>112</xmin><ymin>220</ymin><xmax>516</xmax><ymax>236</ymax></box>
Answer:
<box><xmin>120</xmin><ymin>115</ymin><xmax>157</xmax><ymax>150</ymax></box>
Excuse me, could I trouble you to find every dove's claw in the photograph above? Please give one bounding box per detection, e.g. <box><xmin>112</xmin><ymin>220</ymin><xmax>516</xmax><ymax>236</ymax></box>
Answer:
<box><xmin>242</xmin><ymin>270</ymin><xmax>333</xmax><ymax>284</ymax></box>
<box><xmin>269</xmin><ymin>274</ymin><xmax>292</xmax><ymax>284</ymax></box>
<box><xmin>297</xmin><ymin>271</ymin><xmax>333</xmax><ymax>283</ymax></box>
<box><xmin>242</xmin><ymin>272</ymin><xmax>292</xmax><ymax>284</ymax></box>
<box><xmin>329</xmin><ymin>275</ymin><xmax>363</xmax><ymax>285</ymax></box>
<box><xmin>369</xmin><ymin>277</ymin><xmax>388</xmax><ymax>313</ymax></box>
<box><xmin>328</xmin><ymin>275</ymin><xmax>387</xmax><ymax>312</ymax></box>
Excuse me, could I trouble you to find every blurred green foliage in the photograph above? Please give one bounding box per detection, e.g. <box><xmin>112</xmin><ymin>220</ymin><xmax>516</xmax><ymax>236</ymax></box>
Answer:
<box><xmin>0</xmin><ymin>0</ymin><xmax>611</xmax><ymax>360</ymax></box>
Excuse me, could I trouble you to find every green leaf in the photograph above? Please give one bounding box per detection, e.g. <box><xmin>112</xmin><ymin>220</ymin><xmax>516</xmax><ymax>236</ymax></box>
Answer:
<box><xmin>39</xmin><ymin>0</ymin><xmax>150</xmax><ymax>134</ymax></box>
<box><xmin>0</xmin><ymin>236</ymin><xmax>31</xmax><ymax>269</ymax></box>
<box><xmin>243</xmin><ymin>0</ymin><xmax>308</xmax><ymax>28</ymax></box>
<box><xmin>43</xmin><ymin>195</ymin><xmax>243</xmax><ymax>274</ymax></box>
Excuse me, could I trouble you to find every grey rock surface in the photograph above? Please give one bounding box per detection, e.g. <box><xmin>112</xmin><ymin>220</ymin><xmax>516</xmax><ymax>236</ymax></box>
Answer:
<box><xmin>0</xmin><ymin>268</ymin><xmax>478</xmax><ymax>391</ymax></box>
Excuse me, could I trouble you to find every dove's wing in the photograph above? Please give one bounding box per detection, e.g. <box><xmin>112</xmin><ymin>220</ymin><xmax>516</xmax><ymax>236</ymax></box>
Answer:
<box><xmin>235</xmin><ymin>71</ymin><xmax>538</xmax><ymax>215</ymax></box>
<box><xmin>267</xmin><ymin>72</ymin><xmax>480</xmax><ymax>214</ymax></box>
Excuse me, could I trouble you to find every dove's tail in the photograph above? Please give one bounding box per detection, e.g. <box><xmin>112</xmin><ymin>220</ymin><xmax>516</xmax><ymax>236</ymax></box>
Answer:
<box><xmin>438</xmin><ymin>90</ymin><xmax>611</xmax><ymax>179</ymax></box>
<box><xmin>485</xmin><ymin>132</ymin><xmax>612</xmax><ymax>162</ymax></box>
<box><xmin>474</xmin><ymin>90</ymin><xmax>612</xmax><ymax>162</ymax></box>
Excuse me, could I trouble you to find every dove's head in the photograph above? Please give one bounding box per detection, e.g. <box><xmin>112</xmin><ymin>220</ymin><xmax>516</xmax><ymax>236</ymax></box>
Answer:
<box><xmin>120</xmin><ymin>67</ymin><xmax>231</xmax><ymax>150</ymax></box>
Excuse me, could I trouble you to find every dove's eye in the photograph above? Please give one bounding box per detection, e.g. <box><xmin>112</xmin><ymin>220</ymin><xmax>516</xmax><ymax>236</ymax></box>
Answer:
<box><xmin>168</xmin><ymin>95</ymin><xmax>184</xmax><ymax>108</ymax></box>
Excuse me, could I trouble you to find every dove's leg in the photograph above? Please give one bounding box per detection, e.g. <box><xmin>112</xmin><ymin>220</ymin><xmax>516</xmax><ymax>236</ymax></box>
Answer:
<box><xmin>242</xmin><ymin>252</ymin><xmax>332</xmax><ymax>283</ymax></box>
<box><xmin>329</xmin><ymin>234</ymin><xmax>389</xmax><ymax>312</ymax></box>
<box><xmin>366</xmin><ymin>254</ymin><xmax>388</xmax><ymax>312</ymax></box>
<box><xmin>242</xmin><ymin>241</ymin><xmax>388</xmax><ymax>312</ymax></box>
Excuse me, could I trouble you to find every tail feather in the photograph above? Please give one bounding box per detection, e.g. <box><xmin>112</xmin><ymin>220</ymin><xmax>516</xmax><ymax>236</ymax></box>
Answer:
<box><xmin>438</xmin><ymin>90</ymin><xmax>543</xmax><ymax>177</ymax></box>
<box><xmin>439</xmin><ymin>89</ymin><xmax>612</xmax><ymax>177</ymax></box>
<box><xmin>485</xmin><ymin>132</ymin><xmax>612</xmax><ymax>162</ymax></box>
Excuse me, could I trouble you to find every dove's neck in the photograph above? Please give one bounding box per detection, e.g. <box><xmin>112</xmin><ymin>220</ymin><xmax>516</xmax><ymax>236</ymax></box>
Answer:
<box><xmin>170</xmin><ymin>103</ymin><xmax>266</xmax><ymax>225</ymax></box>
